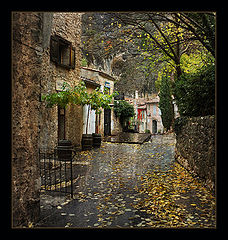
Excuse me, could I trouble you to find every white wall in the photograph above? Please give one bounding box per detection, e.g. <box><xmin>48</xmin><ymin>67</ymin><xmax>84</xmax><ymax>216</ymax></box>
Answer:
<box><xmin>83</xmin><ymin>104</ymin><xmax>96</xmax><ymax>134</ymax></box>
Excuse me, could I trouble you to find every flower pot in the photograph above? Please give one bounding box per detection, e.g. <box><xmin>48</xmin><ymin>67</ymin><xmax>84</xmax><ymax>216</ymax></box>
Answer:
<box><xmin>81</xmin><ymin>134</ymin><xmax>93</xmax><ymax>151</ymax></box>
<box><xmin>92</xmin><ymin>133</ymin><xmax>101</xmax><ymax>148</ymax></box>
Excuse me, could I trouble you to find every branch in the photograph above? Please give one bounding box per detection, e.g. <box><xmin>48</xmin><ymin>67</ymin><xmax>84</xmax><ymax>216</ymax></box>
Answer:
<box><xmin>113</xmin><ymin>13</ymin><xmax>177</xmax><ymax>62</ymax></box>
<box><xmin>180</xmin><ymin>41</ymin><xmax>191</xmax><ymax>56</ymax></box>
<box><xmin>137</xmin><ymin>24</ymin><xmax>176</xmax><ymax>62</ymax></box>
<box><xmin>175</xmin><ymin>13</ymin><xmax>215</xmax><ymax>57</ymax></box>
<box><xmin>147</xmin><ymin>14</ymin><xmax>178</xmax><ymax>62</ymax></box>
<box><xmin>180</xmin><ymin>13</ymin><xmax>206</xmax><ymax>32</ymax></box>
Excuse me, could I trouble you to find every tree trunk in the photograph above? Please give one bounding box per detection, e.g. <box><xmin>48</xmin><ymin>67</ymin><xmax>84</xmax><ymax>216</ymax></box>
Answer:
<box><xmin>176</xmin><ymin>63</ymin><xmax>182</xmax><ymax>79</ymax></box>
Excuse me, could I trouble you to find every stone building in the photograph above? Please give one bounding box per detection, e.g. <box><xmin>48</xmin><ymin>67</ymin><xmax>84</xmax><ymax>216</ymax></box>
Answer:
<box><xmin>145</xmin><ymin>96</ymin><xmax>164</xmax><ymax>134</ymax></box>
<box><xmin>12</xmin><ymin>12</ymin><xmax>82</xmax><ymax>227</ymax></box>
<box><xmin>39</xmin><ymin>12</ymin><xmax>82</xmax><ymax>149</ymax></box>
<box><xmin>125</xmin><ymin>92</ymin><xmax>164</xmax><ymax>134</ymax></box>
<box><xmin>12</xmin><ymin>12</ymin><xmax>50</xmax><ymax>227</ymax></box>
<box><xmin>80</xmin><ymin>67</ymin><xmax>121</xmax><ymax>136</ymax></box>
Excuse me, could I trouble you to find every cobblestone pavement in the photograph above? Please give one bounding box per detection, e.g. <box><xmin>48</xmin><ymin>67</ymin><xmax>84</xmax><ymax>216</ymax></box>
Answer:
<box><xmin>36</xmin><ymin>134</ymin><xmax>216</xmax><ymax>229</ymax></box>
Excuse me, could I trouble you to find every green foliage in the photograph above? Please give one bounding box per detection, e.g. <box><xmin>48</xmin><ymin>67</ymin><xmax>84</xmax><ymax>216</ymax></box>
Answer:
<box><xmin>42</xmin><ymin>81</ymin><xmax>118</xmax><ymax>114</ymax></box>
<box><xmin>174</xmin><ymin>63</ymin><xmax>215</xmax><ymax>117</ymax></box>
<box><xmin>42</xmin><ymin>81</ymin><xmax>88</xmax><ymax>108</ymax></box>
<box><xmin>145</xmin><ymin>129</ymin><xmax>151</xmax><ymax>134</ymax></box>
<box><xmin>42</xmin><ymin>81</ymin><xmax>118</xmax><ymax>134</ymax></box>
<box><xmin>173</xmin><ymin>116</ymin><xmax>188</xmax><ymax>135</ymax></box>
<box><xmin>89</xmin><ymin>88</ymin><xmax>118</xmax><ymax>114</ymax></box>
<box><xmin>81</xmin><ymin>57</ymin><xmax>88</xmax><ymax>67</ymax></box>
<box><xmin>180</xmin><ymin>49</ymin><xmax>214</xmax><ymax>75</ymax></box>
<box><xmin>114</xmin><ymin>100</ymin><xmax>135</xmax><ymax>127</ymax></box>
<box><xmin>159</xmin><ymin>76</ymin><xmax>174</xmax><ymax>131</ymax></box>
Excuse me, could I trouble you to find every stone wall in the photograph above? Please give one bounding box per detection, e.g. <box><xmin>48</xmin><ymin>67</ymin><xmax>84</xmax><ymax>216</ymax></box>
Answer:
<box><xmin>12</xmin><ymin>12</ymin><xmax>52</xmax><ymax>227</ymax></box>
<box><xmin>39</xmin><ymin>12</ymin><xmax>83</xmax><ymax>148</ymax></box>
<box><xmin>12</xmin><ymin>12</ymin><xmax>82</xmax><ymax>227</ymax></box>
<box><xmin>174</xmin><ymin>115</ymin><xmax>215</xmax><ymax>194</ymax></box>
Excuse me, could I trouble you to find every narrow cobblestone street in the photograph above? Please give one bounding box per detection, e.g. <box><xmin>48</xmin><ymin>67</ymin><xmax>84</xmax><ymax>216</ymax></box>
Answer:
<box><xmin>37</xmin><ymin>134</ymin><xmax>215</xmax><ymax>228</ymax></box>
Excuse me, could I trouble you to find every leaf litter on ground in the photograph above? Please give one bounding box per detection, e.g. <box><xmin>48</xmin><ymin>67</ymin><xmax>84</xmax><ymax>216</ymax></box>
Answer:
<box><xmin>132</xmin><ymin>162</ymin><xmax>216</xmax><ymax>228</ymax></box>
<box><xmin>62</xmin><ymin>141</ymin><xmax>215</xmax><ymax>228</ymax></box>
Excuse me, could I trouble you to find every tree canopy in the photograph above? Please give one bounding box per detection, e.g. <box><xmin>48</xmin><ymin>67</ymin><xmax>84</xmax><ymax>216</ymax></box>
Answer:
<box><xmin>81</xmin><ymin>12</ymin><xmax>215</xmax><ymax>94</ymax></box>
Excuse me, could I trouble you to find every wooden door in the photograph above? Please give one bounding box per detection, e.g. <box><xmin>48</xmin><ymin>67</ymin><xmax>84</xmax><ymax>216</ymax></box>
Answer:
<box><xmin>58</xmin><ymin>107</ymin><xmax>65</xmax><ymax>140</ymax></box>
<box><xmin>104</xmin><ymin>108</ymin><xmax>111</xmax><ymax>136</ymax></box>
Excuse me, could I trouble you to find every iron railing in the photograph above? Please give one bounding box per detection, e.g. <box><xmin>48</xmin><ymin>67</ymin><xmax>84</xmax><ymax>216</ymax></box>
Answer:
<box><xmin>39</xmin><ymin>147</ymin><xmax>74</xmax><ymax>197</ymax></box>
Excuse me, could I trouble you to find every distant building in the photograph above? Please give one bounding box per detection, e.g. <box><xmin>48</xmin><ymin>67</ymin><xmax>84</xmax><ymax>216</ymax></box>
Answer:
<box><xmin>125</xmin><ymin>91</ymin><xmax>164</xmax><ymax>134</ymax></box>
<box><xmin>145</xmin><ymin>95</ymin><xmax>164</xmax><ymax>134</ymax></box>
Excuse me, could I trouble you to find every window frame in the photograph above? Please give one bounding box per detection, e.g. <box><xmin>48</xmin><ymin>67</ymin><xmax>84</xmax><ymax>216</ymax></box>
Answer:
<box><xmin>50</xmin><ymin>35</ymin><xmax>75</xmax><ymax>69</ymax></box>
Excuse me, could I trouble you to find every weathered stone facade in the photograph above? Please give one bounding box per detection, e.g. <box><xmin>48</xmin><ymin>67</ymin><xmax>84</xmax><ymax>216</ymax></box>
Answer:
<box><xmin>174</xmin><ymin>115</ymin><xmax>215</xmax><ymax>194</ymax></box>
<box><xmin>39</xmin><ymin>12</ymin><xmax>82</xmax><ymax>148</ymax></box>
<box><xmin>12</xmin><ymin>12</ymin><xmax>51</xmax><ymax>227</ymax></box>
<box><xmin>12</xmin><ymin>12</ymin><xmax>82</xmax><ymax>227</ymax></box>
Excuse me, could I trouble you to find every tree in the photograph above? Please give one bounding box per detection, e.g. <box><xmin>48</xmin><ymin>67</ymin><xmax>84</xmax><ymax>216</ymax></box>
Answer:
<box><xmin>159</xmin><ymin>76</ymin><xmax>174</xmax><ymax>131</ymax></box>
<box><xmin>114</xmin><ymin>100</ymin><xmax>135</xmax><ymax>128</ymax></box>
<box><xmin>174</xmin><ymin>63</ymin><xmax>215</xmax><ymax>117</ymax></box>
<box><xmin>113</xmin><ymin>12</ymin><xmax>215</xmax><ymax>80</ymax></box>
<box><xmin>81</xmin><ymin>12</ymin><xmax>159</xmax><ymax>96</ymax></box>
<box><xmin>81</xmin><ymin>12</ymin><xmax>215</xmax><ymax>96</ymax></box>
<box><xmin>172</xmin><ymin>13</ymin><xmax>215</xmax><ymax>57</ymax></box>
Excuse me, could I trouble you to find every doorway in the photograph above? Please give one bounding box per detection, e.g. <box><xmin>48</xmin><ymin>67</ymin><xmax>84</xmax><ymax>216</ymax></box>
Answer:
<box><xmin>152</xmin><ymin>120</ymin><xmax>157</xmax><ymax>134</ymax></box>
<box><xmin>58</xmin><ymin>107</ymin><xmax>65</xmax><ymax>140</ymax></box>
<box><xmin>104</xmin><ymin>108</ymin><xmax>111</xmax><ymax>136</ymax></box>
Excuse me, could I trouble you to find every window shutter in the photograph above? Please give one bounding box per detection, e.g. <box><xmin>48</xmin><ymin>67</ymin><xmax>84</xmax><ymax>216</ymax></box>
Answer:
<box><xmin>70</xmin><ymin>47</ymin><xmax>75</xmax><ymax>69</ymax></box>
<box><xmin>50</xmin><ymin>36</ymin><xmax>59</xmax><ymax>63</ymax></box>
<box><xmin>61</xmin><ymin>44</ymin><xmax>71</xmax><ymax>66</ymax></box>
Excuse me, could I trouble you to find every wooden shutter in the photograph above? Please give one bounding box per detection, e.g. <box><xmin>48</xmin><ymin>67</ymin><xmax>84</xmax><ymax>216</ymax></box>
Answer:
<box><xmin>61</xmin><ymin>44</ymin><xmax>71</xmax><ymax>66</ymax></box>
<box><xmin>70</xmin><ymin>46</ymin><xmax>75</xmax><ymax>69</ymax></box>
<box><xmin>50</xmin><ymin>36</ymin><xmax>59</xmax><ymax>63</ymax></box>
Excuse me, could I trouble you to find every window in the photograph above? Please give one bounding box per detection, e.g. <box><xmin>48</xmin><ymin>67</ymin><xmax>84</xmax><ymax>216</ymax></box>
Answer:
<box><xmin>104</xmin><ymin>82</ymin><xmax>111</xmax><ymax>94</ymax></box>
<box><xmin>50</xmin><ymin>35</ymin><xmax>75</xmax><ymax>69</ymax></box>
<box><xmin>153</xmin><ymin>105</ymin><xmax>157</xmax><ymax>116</ymax></box>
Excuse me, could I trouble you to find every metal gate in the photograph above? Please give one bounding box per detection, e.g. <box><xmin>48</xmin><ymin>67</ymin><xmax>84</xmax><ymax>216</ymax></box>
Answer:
<box><xmin>39</xmin><ymin>148</ymin><xmax>74</xmax><ymax>197</ymax></box>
